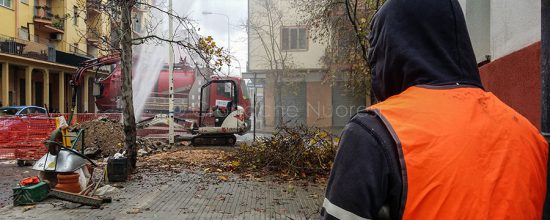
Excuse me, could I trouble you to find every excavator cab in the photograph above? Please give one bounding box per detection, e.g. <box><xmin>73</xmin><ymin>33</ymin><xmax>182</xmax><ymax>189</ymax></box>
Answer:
<box><xmin>191</xmin><ymin>78</ymin><xmax>248</xmax><ymax>146</ymax></box>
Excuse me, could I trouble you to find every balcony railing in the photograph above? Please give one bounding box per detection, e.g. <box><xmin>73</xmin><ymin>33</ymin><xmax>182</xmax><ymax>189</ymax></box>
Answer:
<box><xmin>34</xmin><ymin>5</ymin><xmax>53</xmax><ymax>21</ymax></box>
<box><xmin>87</xmin><ymin>0</ymin><xmax>101</xmax><ymax>14</ymax></box>
<box><xmin>87</xmin><ymin>31</ymin><xmax>100</xmax><ymax>43</ymax></box>
<box><xmin>0</xmin><ymin>34</ymin><xmax>54</xmax><ymax>62</ymax></box>
<box><xmin>133</xmin><ymin>1</ymin><xmax>148</xmax><ymax>11</ymax></box>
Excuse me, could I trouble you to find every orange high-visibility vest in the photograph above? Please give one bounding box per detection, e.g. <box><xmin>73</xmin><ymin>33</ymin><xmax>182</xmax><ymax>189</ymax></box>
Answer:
<box><xmin>369</xmin><ymin>86</ymin><xmax>548</xmax><ymax>219</ymax></box>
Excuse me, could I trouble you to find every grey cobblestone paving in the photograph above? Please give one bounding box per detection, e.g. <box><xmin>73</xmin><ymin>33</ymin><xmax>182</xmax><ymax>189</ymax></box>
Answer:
<box><xmin>0</xmin><ymin>168</ymin><xmax>324</xmax><ymax>220</ymax></box>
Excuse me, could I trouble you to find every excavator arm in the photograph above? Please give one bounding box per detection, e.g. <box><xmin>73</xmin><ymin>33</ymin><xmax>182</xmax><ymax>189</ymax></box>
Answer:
<box><xmin>68</xmin><ymin>53</ymin><xmax>121</xmax><ymax>124</ymax></box>
<box><xmin>137</xmin><ymin>114</ymin><xmax>196</xmax><ymax>130</ymax></box>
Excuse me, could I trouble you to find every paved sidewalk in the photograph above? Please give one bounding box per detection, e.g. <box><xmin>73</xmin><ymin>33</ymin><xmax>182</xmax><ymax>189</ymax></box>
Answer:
<box><xmin>0</xmin><ymin>161</ymin><xmax>38</xmax><ymax>208</ymax></box>
<box><xmin>0</xmin><ymin>168</ymin><xmax>324</xmax><ymax>219</ymax></box>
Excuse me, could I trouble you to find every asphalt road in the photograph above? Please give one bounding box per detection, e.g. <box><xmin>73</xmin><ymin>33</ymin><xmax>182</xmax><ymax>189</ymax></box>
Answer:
<box><xmin>0</xmin><ymin>161</ymin><xmax>38</xmax><ymax>208</ymax></box>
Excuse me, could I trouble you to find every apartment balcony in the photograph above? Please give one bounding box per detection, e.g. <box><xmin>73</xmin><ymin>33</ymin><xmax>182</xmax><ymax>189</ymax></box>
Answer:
<box><xmin>133</xmin><ymin>0</ymin><xmax>148</xmax><ymax>12</ymax></box>
<box><xmin>0</xmin><ymin>34</ymin><xmax>94</xmax><ymax>66</ymax></box>
<box><xmin>86</xmin><ymin>31</ymin><xmax>100</xmax><ymax>46</ymax></box>
<box><xmin>33</xmin><ymin>5</ymin><xmax>64</xmax><ymax>34</ymax></box>
<box><xmin>33</xmin><ymin>5</ymin><xmax>53</xmax><ymax>24</ymax></box>
<box><xmin>87</xmin><ymin>0</ymin><xmax>101</xmax><ymax>15</ymax></box>
<box><xmin>0</xmin><ymin>34</ymin><xmax>54</xmax><ymax>62</ymax></box>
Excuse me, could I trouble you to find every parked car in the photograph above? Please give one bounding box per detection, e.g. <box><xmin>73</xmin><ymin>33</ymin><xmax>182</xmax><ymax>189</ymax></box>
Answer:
<box><xmin>0</xmin><ymin>106</ymin><xmax>47</xmax><ymax>116</ymax></box>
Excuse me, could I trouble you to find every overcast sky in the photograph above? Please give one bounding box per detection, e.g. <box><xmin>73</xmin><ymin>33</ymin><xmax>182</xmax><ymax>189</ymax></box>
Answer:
<box><xmin>172</xmin><ymin>0</ymin><xmax>248</xmax><ymax>76</ymax></box>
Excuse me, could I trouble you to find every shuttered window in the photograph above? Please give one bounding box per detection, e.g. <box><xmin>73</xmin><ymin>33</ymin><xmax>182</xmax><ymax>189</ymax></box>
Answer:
<box><xmin>281</xmin><ymin>27</ymin><xmax>308</xmax><ymax>51</ymax></box>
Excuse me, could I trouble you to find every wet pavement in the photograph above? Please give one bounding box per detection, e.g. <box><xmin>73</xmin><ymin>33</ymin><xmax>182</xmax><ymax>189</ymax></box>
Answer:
<box><xmin>0</xmin><ymin>161</ymin><xmax>38</xmax><ymax>208</ymax></box>
<box><xmin>0</xmin><ymin>159</ymin><xmax>324</xmax><ymax>219</ymax></box>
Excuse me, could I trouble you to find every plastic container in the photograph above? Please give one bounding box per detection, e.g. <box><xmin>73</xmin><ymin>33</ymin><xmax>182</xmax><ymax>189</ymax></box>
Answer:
<box><xmin>56</xmin><ymin>172</ymin><xmax>81</xmax><ymax>193</ymax></box>
<box><xmin>13</xmin><ymin>181</ymin><xmax>50</xmax><ymax>206</ymax></box>
<box><xmin>107</xmin><ymin>157</ymin><xmax>128</xmax><ymax>182</ymax></box>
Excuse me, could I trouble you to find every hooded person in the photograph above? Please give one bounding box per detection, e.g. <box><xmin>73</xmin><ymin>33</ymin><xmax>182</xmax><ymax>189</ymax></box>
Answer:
<box><xmin>320</xmin><ymin>0</ymin><xmax>548</xmax><ymax>219</ymax></box>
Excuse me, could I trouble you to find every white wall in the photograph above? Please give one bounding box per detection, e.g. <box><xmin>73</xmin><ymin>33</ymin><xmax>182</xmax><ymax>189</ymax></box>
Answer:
<box><xmin>251</xmin><ymin>0</ymin><xmax>541</xmax><ymax>69</ymax></box>
<box><xmin>459</xmin><ymin>0</ymin><xmax>540</xmax><ymax>62</ymax></box>
<box><xmin>489</xmin><ymin>0</ymin><xmax>540</xmax><ymax>60</ymax></box>
<box><xmin>248</xmin><ymin>0</ymin><xmax>326</xmax><ymax>71</ymax></box>
<box><xmin>460</xmin><ymin>0</ymin><xmax>491</xmax><ymax>63</ymax></box>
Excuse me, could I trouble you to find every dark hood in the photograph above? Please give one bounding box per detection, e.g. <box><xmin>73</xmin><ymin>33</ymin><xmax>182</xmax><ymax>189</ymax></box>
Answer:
<box><xmin>368</xmin><ymin>0</ymin><xmax>483</xmax><ymax>101</ymax></box>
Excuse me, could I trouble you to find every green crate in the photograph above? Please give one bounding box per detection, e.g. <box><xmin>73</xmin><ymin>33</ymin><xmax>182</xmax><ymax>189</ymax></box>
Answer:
<box><xmin>13</xmin><ymin>182</ymin><xmax>50</xmax><ymax>206</ymax></box>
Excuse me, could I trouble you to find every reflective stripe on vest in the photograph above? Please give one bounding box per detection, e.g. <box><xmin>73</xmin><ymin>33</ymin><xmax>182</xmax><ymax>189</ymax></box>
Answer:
<box><xmin>369</xmin><ymin>86</ymin><xmax>548</xmax><ymax>219</ymax></box>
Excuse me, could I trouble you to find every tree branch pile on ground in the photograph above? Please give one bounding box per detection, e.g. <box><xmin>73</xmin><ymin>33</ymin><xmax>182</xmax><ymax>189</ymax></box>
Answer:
<box><xmin>229</xmin><ymin>125</ymin><xmax>339</xmax><ymax>179</ymax></box>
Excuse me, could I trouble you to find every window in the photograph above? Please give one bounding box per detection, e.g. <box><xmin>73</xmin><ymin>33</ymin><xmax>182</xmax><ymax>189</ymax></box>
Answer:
<box><xmin>133</xmin><ymin>13</ymin><xmax>143</xmax><ymax>33</ymax></box>
<box><xmin>0</xmin><ymin>0</ymin><xmax>11</xmax><ymax>8</ymax></box>
<box><xmin>21</xmin><ymin>0</ymin><xmax>28</xmax><ymax>4</ymax></box>
<box><xmin>216</xmin><ymin>82</ymin><xmax>233</xmax><ymax>98</ymax></box>
<box><xmin>19</xmin><ymin>27</ymin><xmax>29</xmax><ymax>40</ymax></box>
<box><xmin>19</xmin><ymin>108</ymin><xmax>30</xmax><ymax>115</ymax></box>
<box><xmin>73</xmin><ymin>6</ymin><xmax>78</xmax><ymax>26</ymax></box>
<box><xmin>31</xmin><ymin>107</ymin><xmax>46</xmax><ymax>114</ymax></box>
<box><xmin>281</xmin><ymin>27</ymin><xmax>307</xmax><ymax>51</ymax></box>
<box><xmin>0</xmin><ymin>107</ymin><xmax>20</xmax><ymax>116</ymax></box>
<box><xmin>240</xmin><ymin>80</ymin><xmax>250</xmax><ymax>100</ymax></box>
<box><xmin>72</xmin><ymin>43</ymin><xmax>79</xmax><ymax>53</ymax></box>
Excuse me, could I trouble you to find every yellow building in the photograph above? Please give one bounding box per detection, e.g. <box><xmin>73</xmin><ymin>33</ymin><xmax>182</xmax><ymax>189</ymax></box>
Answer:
<box><xmin>0</xmin><ymin>0</ymin><xmax>150</xmax><ymax>114</ymax></box>
<box><xmin>0</xmin><ymin>0</ymin><xmax>100</xmax><ymax>113</ymax></box>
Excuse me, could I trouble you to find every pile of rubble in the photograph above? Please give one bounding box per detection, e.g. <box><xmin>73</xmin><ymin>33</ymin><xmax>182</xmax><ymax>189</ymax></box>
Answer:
<box><xmin>70</xmin><ymin>119</ymin><xmax>173</xmax><ymax>159</ymax></box>
<box><xmin>71</xmin><ymin>119</ymin><xmax>125</xmax><ymax>158</ymax></box>
<box><xmin>136</xmin><ymin>138</ymin><xmax>179</xmax><ymax>157</ymax></box>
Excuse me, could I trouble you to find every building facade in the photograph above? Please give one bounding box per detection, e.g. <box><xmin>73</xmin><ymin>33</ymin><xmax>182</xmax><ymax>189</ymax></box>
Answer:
<box><xmin>245</xmin><ymin>0</ymin><xmax>366</xmax><ymax>130</ymax></box>
<box><xmin>247</xmin><ymin>0</ymin><xmax>542</xmax><ymax>130</ymax></box>
<box><xmin>0</xmin><ymin>0</ymin><xmax>150</xmax><ymax>113</ymax></box>
<box><xmin>459</xmin><ymin>0</ymin><xmax>542</xmax><ymax>128</ymax></box>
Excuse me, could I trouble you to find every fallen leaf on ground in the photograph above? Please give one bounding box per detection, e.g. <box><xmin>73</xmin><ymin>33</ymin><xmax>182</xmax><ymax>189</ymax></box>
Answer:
<box><xmin>22</xmin><ymin>205</ymin><xmax>35</xmax><ymax>212</ymax></box>
<box><xmin>127</xmin><ymin>208</ymin><xmax>143</xmax><ymax>214</ymax></box>
<box><xmin>217</xmin><ymin>175</ymin><xmax>229</xmax><ymax>181</ymax></box>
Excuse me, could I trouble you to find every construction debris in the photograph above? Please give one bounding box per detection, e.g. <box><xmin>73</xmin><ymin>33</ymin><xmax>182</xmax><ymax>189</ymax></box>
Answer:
<box><xmin>137</xmin><ymin>149</ymin><xmax>149</xmax><ymax>157</ymax></box>
<box><xmin>71</xmin><ymin>120</ymin><xmax>125</xmax><ymax>158</ymax></box>
<box><xmin>94</xmin><ymin>185</ymin><xmax>120</xmax><ymax>196</ymax></box>
<box><xmin>49</xmin><ymin>189</ymin><xmax>105</xmax><ymax>207</ymax></box>
<box><xmin>70</xmin><ymin>119</ymin><xmax>172</xmax><ymax>159</ymax></box>
<box><xmin>138</xmin><ymin>126</ymin><xmax>338</xmax><ymax>182</ymax></box>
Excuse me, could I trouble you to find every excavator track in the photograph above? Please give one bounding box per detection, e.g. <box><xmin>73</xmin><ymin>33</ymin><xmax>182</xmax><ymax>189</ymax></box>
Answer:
<box><xmin>191</xmin><ymin>134</ymin><xmax>237</xmax><ymax>146</ymax></box>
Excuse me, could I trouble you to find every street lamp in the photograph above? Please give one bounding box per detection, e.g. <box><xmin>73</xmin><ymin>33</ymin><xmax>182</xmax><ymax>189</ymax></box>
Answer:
<box><xmin>229</xmin><ymin>55</ymin><xmax>242</xmax><ymax>75</ymax></box>
<box><xmin>202</xmin><ymin>11</ymin><xmax>231</xmax><ymax>75</ymax></box>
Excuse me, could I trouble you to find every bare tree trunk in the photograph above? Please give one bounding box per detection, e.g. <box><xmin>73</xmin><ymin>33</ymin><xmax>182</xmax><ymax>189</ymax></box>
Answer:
<box><xmin>275</xmin><ymin>72</ymin><xmax>283</xmax><ymax>126</ymax></box>
<box><xmin>120</xmin><ymin>0</ymin><xmax>137</xmax><ymax>171</ymax></box>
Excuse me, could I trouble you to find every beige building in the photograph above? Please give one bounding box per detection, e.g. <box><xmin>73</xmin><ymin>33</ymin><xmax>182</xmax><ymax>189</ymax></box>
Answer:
<box><xmin>245</xmin><ymin>0</ymin><xmax>365</xmax><ymax>129</ymax></box>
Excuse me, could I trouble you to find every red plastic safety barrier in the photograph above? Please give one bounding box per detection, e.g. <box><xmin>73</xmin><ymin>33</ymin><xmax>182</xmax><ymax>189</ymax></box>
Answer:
<box><xmin>0</xmin><ymin>116</ymin><xmax>56</xmax><ymax>160</ymax></box>
<box><xmin>0</xmin><ymin>113</ymin><xmax>123</xmax><ymax>161</ymax></box>
<box><xmin>46</xmin><ymin>113</ymin><xmax>123</xmax><ymax>124</ymax></box>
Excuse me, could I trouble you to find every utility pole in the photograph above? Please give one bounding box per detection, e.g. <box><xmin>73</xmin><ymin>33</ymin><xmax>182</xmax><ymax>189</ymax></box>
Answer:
<box><xmin>253</xmin><ymin>72</ymin><xmax>257</xmax><ymax>142</ymax></box>
<box><xmin>541</xmin><ymin>0</ymin><xmax>550</xmax><ymax>218</ymax></box>
<box><xmin>168</xmin><ymin>0</ymin><xmax>175</xmax><ymax>145</ymax></box>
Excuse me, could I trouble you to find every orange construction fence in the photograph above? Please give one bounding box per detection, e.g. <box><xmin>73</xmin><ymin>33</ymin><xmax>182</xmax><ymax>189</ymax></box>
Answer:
<box><xmin>0</xmin><ymin>113</ymin><xmax>122</xmax><ymax>161</ymax></box>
